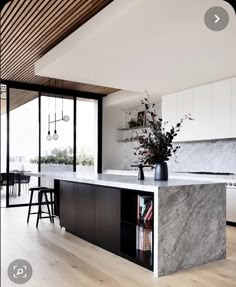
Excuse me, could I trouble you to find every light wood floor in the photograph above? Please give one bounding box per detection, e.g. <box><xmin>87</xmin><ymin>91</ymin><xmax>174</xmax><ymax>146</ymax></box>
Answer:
<box><xmin>1</xmin><ymin>207</ymin><xmax>236</xmax><ymax>287</ymax></box>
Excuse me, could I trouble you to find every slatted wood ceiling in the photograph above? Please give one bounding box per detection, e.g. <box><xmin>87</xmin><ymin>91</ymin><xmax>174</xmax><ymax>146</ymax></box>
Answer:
<box><xmin>0</xmin><ymin>0</ymin><xmax>117</xmax><ymax>95</ymax></box>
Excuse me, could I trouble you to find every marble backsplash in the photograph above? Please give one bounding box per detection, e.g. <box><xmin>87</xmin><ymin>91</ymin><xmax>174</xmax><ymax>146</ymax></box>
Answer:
<box><xmin>124</xmin><ymin>139</ymin><xmax>236</xmax><ymax>173</ymax></box>
<box><xmin>168</xmin><ymin>139</ymin><xmax>236</xmax><ymax>174</ymax></box>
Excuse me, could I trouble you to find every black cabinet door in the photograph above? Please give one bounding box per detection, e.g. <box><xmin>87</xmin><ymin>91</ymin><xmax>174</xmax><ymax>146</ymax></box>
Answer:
<box><xmin>95</xmin><ymin>186</ymin><xmax>120</xmax><ymax>253</ymax></box>
<box><xmin>74</xmin><ymin>183</ymin><xmax>96</xmax><ymax>244</ymax></box>
<box><xmin>60</xmin><ymin>182</ymin><xmax>120</xmax><ymax>253</ymax></box>
<box><xmin>60</xmin><ymin>181</ymin><xmax>76</xmax><ymax>234</ymax></box>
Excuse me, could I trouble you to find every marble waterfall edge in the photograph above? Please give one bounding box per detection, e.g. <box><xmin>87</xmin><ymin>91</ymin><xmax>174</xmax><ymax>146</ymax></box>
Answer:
<box><xmin>157</xmin><ymin>183</ymin><xmax>226</xmax><ymax>277</ymax></box>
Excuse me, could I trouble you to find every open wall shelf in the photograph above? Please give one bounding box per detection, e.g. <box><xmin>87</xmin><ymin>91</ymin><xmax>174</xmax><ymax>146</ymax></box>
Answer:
<box><xmin>117</xmin><ymin>126</ymin><xmax>151</xmax><ymax>143</ymax></box>
<box><xmin>117</xmin><ymin>139</ymin><xmax>139</xmax><ymax>143</ymax></box>
<box><xmin>118</xmin><ymin>126</ymin><xmax>149</xmax><ymax>131</ymax></box>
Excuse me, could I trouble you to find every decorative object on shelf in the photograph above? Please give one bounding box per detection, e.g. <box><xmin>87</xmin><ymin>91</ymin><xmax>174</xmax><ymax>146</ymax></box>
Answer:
<box><xmin>128</xmin><ymin>119</ymin><xmax>137</xmax><ymax>128</ymax></box>
<box><xmin>134</xmin><ymin>91</ymin><xmax>193</xmax><ymax>181</ymax></box>
<box><xmin>137</xmin><ymin>111</ymin><xmax>146</xmax><ymax>127</ymax></box>
<box><xmin>131</xmin><ymin>164</ymin><xmax>153</xmax><ymax>180</ymax></box>
<box><xmin>46</xmin><ymin>94</ymin><xmax>70</xmax><ymax>141</ymax></box>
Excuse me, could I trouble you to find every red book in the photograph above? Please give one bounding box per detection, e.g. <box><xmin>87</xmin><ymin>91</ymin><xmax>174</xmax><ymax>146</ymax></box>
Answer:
<box><xmin>147</xmin><ymin>210</ymin><xmax>153</xmax><ymax>221</ymax></box>
<box><xmin>144</xmin><ymin>202</ymin><xmax>153</xmax><ymax>221</ymax></box>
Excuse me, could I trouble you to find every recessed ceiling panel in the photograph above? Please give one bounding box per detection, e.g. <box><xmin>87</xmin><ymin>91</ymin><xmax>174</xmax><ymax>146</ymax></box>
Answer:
<box><xmin>35</xmin><ymin>0</ymin><xmax>236</xmax><ymax>95</ymax></box>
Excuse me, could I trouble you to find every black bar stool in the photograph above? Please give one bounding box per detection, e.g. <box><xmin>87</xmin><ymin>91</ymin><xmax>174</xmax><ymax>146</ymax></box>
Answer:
<box><xmin>27</xmin><ymin>187</ymin><xmax>56</xmax><ymax>228</ymax></box>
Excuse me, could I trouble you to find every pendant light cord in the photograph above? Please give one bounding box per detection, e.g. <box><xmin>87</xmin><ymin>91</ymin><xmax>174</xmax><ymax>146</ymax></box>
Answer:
<box><xmin>48</xmin><ymin>79</ymin><xmax>51</xmax><ymax>133</ymax></box>
<box><xmin>55</xmin><ymin>95</ymin><xmax>57</xmax><ymax>132</ymax></box>
<box><xmin>61</xmin><ymin>80</ymin><xmax>64</xmax><ymax>118</ymax></box>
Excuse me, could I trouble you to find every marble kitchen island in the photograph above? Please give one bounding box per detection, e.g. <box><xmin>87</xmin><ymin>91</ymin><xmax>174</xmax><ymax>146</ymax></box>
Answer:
<box><xmin>27</xmin><ymin>171</ymin><xmax>226</xmax><ymax>277</ymax></box>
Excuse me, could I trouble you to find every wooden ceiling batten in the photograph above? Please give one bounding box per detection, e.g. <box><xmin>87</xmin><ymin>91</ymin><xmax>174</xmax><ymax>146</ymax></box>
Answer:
<box><xmin>1</xmin><ymin>1</ymin><xmax>36</xmax><ymax>41</ymax></box>
<box><xmin>1</xmin><ymin>1</ymin><xmax>13</xmax><ymax>18</ymax></box>
<box><xmin>1</xmin><ymin>0</ymin><xmax>93</xmax><ymax>75</ymax></box>
<box><xmin>2</xmin><ymin>0</ymin><xmax>112</xmax><ymax>80</ymax></box>
<box><xmin>1</xmin><ymin>0</ymin><xmax>117</xmax><ymax>97</ymax></box>
<box><xmin>2</xmin><ymin>0</ymin><xmax>61</xmax><ymax>62</ymax></box>
<box><xmin>1</xmin><ymin>88</ymin><xmax>39</xmax><ymax>114</ymax></box>
<box><xmin>1</xmin><ymin>0</ymin><xmax>105</xmax><ymax>71</ymax></box>
<box><xmin>1</xmin><ymin>1</ymin><xmax>25</xmax><ymax>33</ymax></box>
<box><xmin>0</xmin><ymin>0</ymin><xmax>18</xmax><ymax>28</ymax></box>
<box><xmin>1</xmin><ymin>0</ymin><xmax>50</xmax><ymax>45</ymax></box>
<box><xmin>44</xmin><ymin>0</ymin><xmax>112</xmax><ymax>55</ymax></box>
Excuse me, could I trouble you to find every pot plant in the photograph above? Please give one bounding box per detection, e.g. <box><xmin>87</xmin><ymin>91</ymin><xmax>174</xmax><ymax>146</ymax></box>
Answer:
<box><xmin>134</xmin><ymin>96</ymin><xmax>193</xmax><ymax>181</ymax></box>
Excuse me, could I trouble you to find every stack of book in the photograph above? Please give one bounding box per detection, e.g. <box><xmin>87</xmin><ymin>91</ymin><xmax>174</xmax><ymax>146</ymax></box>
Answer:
<box><xmin>136</xmin><ymin>221</ymin><xmax>152</xmax><ymax>252</ymax></box>
<box><xmin>136</xmin><ymin>195</ymin><xmax>153</xmax><ymax>252</ymax></box>
<box><xmin>137</xmin><ymin>195</ymin><xmax>153</xmax><ymax>221</ymax></box>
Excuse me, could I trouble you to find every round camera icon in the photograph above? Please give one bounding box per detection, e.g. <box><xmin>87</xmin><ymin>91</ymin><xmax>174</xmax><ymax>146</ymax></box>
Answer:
<box><xmin>8</xmin><ymin>259</ymin><xmax>33</xmax><ymax>284</ymax></box>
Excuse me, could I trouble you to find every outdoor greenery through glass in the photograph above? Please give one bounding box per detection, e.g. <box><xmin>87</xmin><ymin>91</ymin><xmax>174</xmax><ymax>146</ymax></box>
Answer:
<box><xmin>31</xmin><ymin>147</ymin><xmax>94</xmax><ymax>166</ymax></box>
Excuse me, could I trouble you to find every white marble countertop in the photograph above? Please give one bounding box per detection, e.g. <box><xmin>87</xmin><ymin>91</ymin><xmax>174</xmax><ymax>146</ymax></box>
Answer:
<box><xmin>104</xmin><ymin>169</ymin><xmax>236</xmax><ymax>184</ymax></box>
<box><xmin>25</xmin><ymin>171</ymin><xmax>220</xmax><ymax>193</ymax></box>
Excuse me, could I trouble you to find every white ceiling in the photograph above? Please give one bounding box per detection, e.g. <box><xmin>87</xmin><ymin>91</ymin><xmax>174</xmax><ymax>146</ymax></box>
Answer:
<box><xmin>35</xmin><ymin>0</ymin><xmax>236</xmax><ymax>96</ymax></box>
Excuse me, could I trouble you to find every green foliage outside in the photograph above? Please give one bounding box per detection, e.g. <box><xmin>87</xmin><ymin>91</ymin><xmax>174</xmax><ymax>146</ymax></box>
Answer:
<box><xmin>30</xmin><ymin>147</ymin><xmax>94</xmax><ymax>166</ymax></box>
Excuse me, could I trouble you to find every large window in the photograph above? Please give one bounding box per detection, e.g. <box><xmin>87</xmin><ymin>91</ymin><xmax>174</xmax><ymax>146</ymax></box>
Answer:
<box><xmin>0</xmin><ymin>86</ymin><xmax>100</xmax><ymax>207</ymax></box>
<box><xmin>9</xmin><ymin>89</ymin><xmax>39</xmax><ymax>206</ymax></box>
<box><xmin>40</xmin><ymin>94</ymin><xmax>74</xmax><ymax>187</ymax></box>
<box><xmin>0</xmin><ymin>88</ymin><xmax>7</xmax><ymax>207</ymax></box>
<box><xmin>0</xmin><ymin>95</ymin><xmax>7</xmax><ymax>173</ymax></box>
<box><xmin>76</xmin><ymin>99</ymin><xmax>98</xmax><ymax>175</ymax></box>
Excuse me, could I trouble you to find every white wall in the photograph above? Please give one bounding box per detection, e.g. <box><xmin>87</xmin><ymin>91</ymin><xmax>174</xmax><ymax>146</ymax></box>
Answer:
<box><xmin>103</xmin><ymin>105</ymin><xmax>125</xmax><ymax>170</ymax></box>
<box><xmin>102</xmin><ymin>90</ymin><xmax>162</xmax><ymax>170</ymax></box>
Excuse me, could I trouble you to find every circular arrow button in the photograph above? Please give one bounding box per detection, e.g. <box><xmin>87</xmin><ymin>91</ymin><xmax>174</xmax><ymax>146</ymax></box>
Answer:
<box><xmin>204</xmin><ymin>6</ymin><xmax>229</xmax><ymax>31</ymax></box>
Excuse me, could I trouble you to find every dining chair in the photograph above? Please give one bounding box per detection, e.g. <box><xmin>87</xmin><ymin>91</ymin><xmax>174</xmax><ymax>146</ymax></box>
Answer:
<box><xmin>19</xmin><ymin>174</ymin><xmax>31</xmax><ymax>194</ymax></box>
<box><xmin>0</xmin><ymin>173</ymin><xmax>17</xmax><ymax>196</ymax></box>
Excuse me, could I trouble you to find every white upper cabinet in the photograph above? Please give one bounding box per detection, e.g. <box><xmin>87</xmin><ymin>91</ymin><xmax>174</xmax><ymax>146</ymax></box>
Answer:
<box><xmin>162</xmin><ymin>77</ymin><xmax>235</xmax><ymax>142</ymax></box>
<box><xmin>162</xmin><ymin>93</ymin><xmax>177</xmax><ymax>131</ymax></box>
<box><xmin>232</xmin><ymin>77</ymin><xmax>236</xmax><ymax>137</ymax></box>
<box><xmin>175</xmin><ymin>89</ymin><xmax>193</xmax><ymax>142</ymax></box>
<box><xmin>192</xmin><ymin>85</ymin><xmax>211</xmax><ymax>141</ymax></box>
<box><xmin>211</xmin><ymin>79</ymin><xmax>231</xmax><ymax>139</ymax></box>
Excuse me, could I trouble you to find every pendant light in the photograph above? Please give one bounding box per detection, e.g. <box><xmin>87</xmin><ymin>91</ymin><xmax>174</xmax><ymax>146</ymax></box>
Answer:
<box><xmin>46</xmin><ymin>79</ymin><xmax>70</xmax><ymax>141</ymax></box>
<box><xmin>61</xmin><ymin>81</ymin><xmax>70</xmax><ymax>122</ymax></box>
<box><xmin>63</xmin><ymin>114</ymin><xmax>70</xmax><ymax>122</ymax></box>
<box><xmin>46</xmin><ymin>115</ymin><xmax>52</xmax><ymax>141</ymax></box>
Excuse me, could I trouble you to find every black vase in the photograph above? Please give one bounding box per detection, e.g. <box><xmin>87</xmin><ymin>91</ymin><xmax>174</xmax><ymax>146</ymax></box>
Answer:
<box><xmin>154</xmin><ymin>161</ymin><xmax>168</xmax><ymax>181</ymax></box>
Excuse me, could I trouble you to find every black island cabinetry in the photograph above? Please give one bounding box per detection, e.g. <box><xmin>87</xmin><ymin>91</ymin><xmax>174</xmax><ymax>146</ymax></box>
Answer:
<box><xmin>59</xmin><ymin>181</ymin><xmax>154</xmax><ymax>271</ymax></box>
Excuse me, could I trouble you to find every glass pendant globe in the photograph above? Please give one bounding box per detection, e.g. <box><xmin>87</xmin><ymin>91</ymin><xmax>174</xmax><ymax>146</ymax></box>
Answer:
<box><xmin>53</xmin><ymin>133</ymin><xmax>59</xmax><ymax>140</ymax></box>
<box><xmin>46</xmin><ymin>134</ymin><xmax>52</xmax><ymax>141</ymax></box>
<box><xmin>63</xmin><ymin>115</ymin><xmax>70</xmax><ymax>122</ymax></box>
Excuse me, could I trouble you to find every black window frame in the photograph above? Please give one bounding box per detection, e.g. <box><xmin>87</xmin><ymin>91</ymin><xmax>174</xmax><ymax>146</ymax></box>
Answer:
<box><xmin>1</xmin><ymin>80</ymin><xmax>104</xmax><ymax>208</ymax></box>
